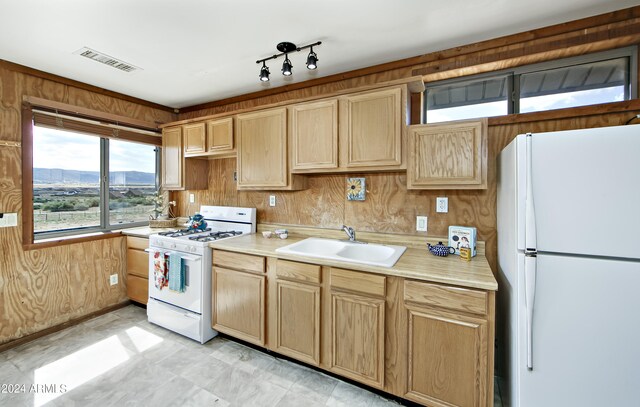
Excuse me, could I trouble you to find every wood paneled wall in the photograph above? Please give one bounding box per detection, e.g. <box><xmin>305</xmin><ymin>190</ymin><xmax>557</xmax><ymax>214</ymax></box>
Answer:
<box><xmin>173</xmin><ymin>107</ymin><xmax>639</xmax><ymax>278</ymax></box>
<box><xmin>174</xmin><ymin>7</ymin><xmax>640</xmax><ymax>276</ymax></box>
<box><xmin>0</xmin><ymin>65</ymin><xmax>175</xmax><ymax>345</ymax></box>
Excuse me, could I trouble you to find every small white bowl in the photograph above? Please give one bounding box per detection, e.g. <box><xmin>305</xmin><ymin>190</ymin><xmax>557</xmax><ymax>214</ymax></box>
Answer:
<box><xmin>262</xmin><ymin>231</ymin><xmax>272</xmax><ymax>238</ymax></box>
<box><xmin>279</xmin><ymin>233</ymin><xmax>288</xmax><ymax>239</ymax></box>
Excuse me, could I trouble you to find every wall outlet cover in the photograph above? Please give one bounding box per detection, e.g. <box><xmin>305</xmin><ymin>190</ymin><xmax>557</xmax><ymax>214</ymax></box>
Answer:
<box><xmin>436</xmin><ymin>197</ymin><xmax>449</xmax><ymax>213</ymax></box>
<box><xmin>189</xmin><ymin>193</ymin><xmax>195</xmax><ymax>204</ymax></box>
<box><xmin>109</xmin><ymin>274</ymin><xmax>118</xmax><ymax>286</ymax></box>
<box><xmin>0</xmin><ymin>213</ymin><xmax>18</xmax><ymax>228</ymax></box>
<box><xmin>416</xmin><ymin>216</ymin><xmax>428</xmax><ymax>232</ymax></box>
<box><xmin>269</xmin><ymin>195</ymin><xmax>276</xmax><ymax>207</ymax></box>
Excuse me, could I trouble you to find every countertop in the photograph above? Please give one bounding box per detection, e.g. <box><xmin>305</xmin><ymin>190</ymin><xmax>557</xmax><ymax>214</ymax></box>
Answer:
<box><xmin>209</xmin><ymin>234</ymin><xmax>498</xmax><ymax>291</ymax></box>
<box><xmin>120</xmin><ymin>226</ymin><xmax>176</xmax><ymax>238</ymax></box>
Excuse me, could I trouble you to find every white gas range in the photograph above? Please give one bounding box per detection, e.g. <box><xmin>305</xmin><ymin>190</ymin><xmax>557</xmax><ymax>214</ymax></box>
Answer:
<box><xmin>147</xmin><ymin>205</ymin><xmax>256</xmax><ymax>343</ymax></box>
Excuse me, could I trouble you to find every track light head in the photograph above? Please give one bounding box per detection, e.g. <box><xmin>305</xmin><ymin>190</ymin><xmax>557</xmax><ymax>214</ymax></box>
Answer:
<box><xmin>306</xmin><ymin>47</ymin><xmax>318</xmax><ymax>70</ymax></box>
<box><xmin>259</xmin><ymin>62</ymin><xmax>270</xmax><ymax>82</ymax></box>
<box><xmin>282</xmin><ymin>55</ymin><xmax>293</xmax><ymax>76</ymax></box>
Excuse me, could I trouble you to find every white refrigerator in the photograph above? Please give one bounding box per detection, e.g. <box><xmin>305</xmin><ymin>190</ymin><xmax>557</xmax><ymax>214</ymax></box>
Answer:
<box><xmin>497</xmin><ymin>125</ymin><xmax>640</xmax><ymax>407</ymax></box>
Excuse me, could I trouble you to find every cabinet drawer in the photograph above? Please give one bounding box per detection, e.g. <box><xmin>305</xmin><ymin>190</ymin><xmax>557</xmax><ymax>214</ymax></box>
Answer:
<box><xmin>127</xmin><ymin>236</ymin><xmax>148</xmax><ymax>251</ymax></box>
<box><xmin>127</xmin><ymin>275</ymin><xmax>148</xmax><ymax>305</ymax></box>
<box><xmin>127</xmin><ymin>248</ymin><xmax>148</xmax><ymax>278</ymax></box>
<box><xmin>276</xmin><ymin>259</ymin><xmax>321</xmax><ymax>284</ymax></box>
<box><xmin>330</xmin><ymin>267</ymin><xmax>385</xmax><ymax>297</ymax></box>
<box><xmin>213</xmin><ymin>250</ymin><xmax>265</xmax><ymax>274</ymax></box>
<box><xmin>404</xmin><ymin>280</ymin><xmax>488</xmax><ymax>316</ymax></box>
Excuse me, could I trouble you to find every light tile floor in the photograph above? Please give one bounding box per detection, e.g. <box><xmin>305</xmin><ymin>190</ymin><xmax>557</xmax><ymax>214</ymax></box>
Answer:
<box><xmin>0</xmin><ymin>305</ymin><xmax>503</xmax><ymax>406</ymax></box>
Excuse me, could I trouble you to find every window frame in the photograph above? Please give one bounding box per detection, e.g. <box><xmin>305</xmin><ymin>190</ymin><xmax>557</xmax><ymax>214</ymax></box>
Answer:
<box><xmin>22</xmin><ymin>98</ymin><xmax>162</xmax><ymax>248</ymax></box>
<box><xmin>423</xmin><ymin>46</ymin><xmax>637</xmax><ymax>122</ymax></box>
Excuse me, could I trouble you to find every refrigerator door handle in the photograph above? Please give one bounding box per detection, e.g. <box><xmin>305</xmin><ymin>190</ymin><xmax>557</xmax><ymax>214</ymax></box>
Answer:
<box><xmin>524</xmin><ymin>254</ymin><xmax>537</xmax><ymax>370</ymax></box>
<box><xmin>525</xmin><ymin>134</ymin><xmax>537</xmax><ymax>251</ymax></box>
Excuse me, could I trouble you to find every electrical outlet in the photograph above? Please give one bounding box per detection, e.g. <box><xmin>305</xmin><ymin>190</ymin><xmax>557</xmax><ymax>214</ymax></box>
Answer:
<box><xmin>109</xmin><ymin>274</ymin><xmax>118</xmax><ymax>286</ymax></box>
<box><xmin>269</xmin><ymin>195</ymin><xmax>276</xmax><ymax>207</ymax></box>
<box><xmin>0</xmin><ymin>213</ymin><xmax>18</xmax><ymax>228</ymax></box>
<box><xmin>189</xmin><ymin>193</ymin><xmax>195</xmax><ymax>203</ymax></box>
<box><xmin>416</xmin><ymin>216</ymin><xmax>428</xmax><ymax>232</ymax></box>
<box><xmin>436</xmin><ymin>197</ymin><xmax>448</xmax><ymax>213</ymax></box>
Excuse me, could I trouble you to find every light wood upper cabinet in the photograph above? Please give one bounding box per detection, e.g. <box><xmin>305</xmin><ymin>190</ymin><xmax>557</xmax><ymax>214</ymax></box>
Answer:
<box><xmin>162</xmin><ymin>126</ymin><xmax>183</xmax><ymax>189</ymax></box>
<box><xmin>403</xmin><ymin>280</ymin><xmax>491</xmax><ymax>407</ymax></box>
<box><xmin>289</xmin><ymin>85</ymin><xmax>407</xmax><ymax>173</ymax></box>
<box><xmin>236</xmin><ymin>107</ymin><xmax>305</xmax><ymax>190</ymax></box>
<box><xmin>329</xmin><ymin>267</ymin><xmax>386</xmax><ymax>389</ymax></box>
<box><xmin>341</xmin><ymin>86</ymin><xmax>403</xmax><ymax>168</ymax></box>
<box><xmin>183</xmin><ymin>117</ymin><xmax>234</xmax><ymax>158</ymax></box>
<box><xmin>407</xmin><ymin>118</ymin><xmax>488</xmax><ymax>189</ymax></box>
<box><xmin>184</xmin><ymin>122</ymin><xmax>206</xmax><ymax>155</ymax></box>
<box><xmin>162</xmin><ymin>126</ymin><xmax>209</xmax><ymax>190</ymax></box>
<box><xmin>289</xmin><ymin>99</ymin><xmax>339</xmax><ymax>170</ymax></box>
<box><xmin>207</xmin><ymin>117</ymin><xmax>234</xmax><ymax>153</ymax></box>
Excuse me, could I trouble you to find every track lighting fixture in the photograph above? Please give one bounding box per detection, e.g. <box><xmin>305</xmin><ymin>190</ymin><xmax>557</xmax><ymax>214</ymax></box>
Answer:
<box><xmin>256</xmin><ymin>41</ymin><xmax>321</xmax><ymax>82</ymax></box>
<box><xmin>281</xmin><ymin>55</ymin><xmax>293</xmax><ymax>76</ymax></box>
<box><xmin>259</xmin><ymin>61</ymin><xmax>270</xmax><ymax>82</ymax></box>
<box><xmin>306</xmin><ymin>47</ymin><xmax>318</xmax><ymax>70</ymax></box>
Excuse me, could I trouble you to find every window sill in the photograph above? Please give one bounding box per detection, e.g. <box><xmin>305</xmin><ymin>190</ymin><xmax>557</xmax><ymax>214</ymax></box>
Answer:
<box><xmin>24</xmin><ymin>230</ymin><xmax>124</xmax><ymax>251</ymax></box>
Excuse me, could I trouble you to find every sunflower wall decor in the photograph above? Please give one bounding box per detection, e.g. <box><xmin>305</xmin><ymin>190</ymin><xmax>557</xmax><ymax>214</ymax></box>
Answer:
<box><xmin>346</xmin><ymin>177</ymin><xmax>366</xmax><ymax>201</ymax></box>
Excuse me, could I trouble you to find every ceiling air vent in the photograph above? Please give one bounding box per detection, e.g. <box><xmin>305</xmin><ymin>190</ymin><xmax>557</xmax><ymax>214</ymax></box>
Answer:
<box><xmin>73</xmin><ymin>47</ymin><xmax>141</xmax><ymax>73</ymax></box>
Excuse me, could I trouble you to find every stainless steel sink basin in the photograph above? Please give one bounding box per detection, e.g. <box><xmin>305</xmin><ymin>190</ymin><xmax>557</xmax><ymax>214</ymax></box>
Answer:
<box><xmin>275</xmin><ymin>237</ymin><xmax>406</xmax><ymax>268</ymax></box>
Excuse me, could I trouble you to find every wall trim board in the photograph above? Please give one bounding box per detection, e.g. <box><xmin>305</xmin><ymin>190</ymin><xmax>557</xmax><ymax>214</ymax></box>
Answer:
<box><xmin>162</xmin><ymin>77</ymin><xmax>424</xmax><ymax>128</ymax></box>
<box><xmin>0</xmin><ymin>301</ymin><xmax>132</xmax><ymax>352</ymax></box>
<box><xmin>179</xmin><ymin>5</ymin><xmax>640</xmax><ymax>115</ymax></box>
<box><xmin>0</xmin><ymin>59</ymin><xmax>176</xmax><ymax>114</ymax></box>
<box><xmin>487</xmin><ymin>99</ymin><xmax>640</xmax><ymax>126</ymax></box>
<box><xmin>23</xmin><ymin>231</ymin><xmax>124</xmax><ymax>251</ymax></box>
<box><xmin>24</xmin><ymin>96</ymin><xmax>163</xmax><ymax>131</ymax></box>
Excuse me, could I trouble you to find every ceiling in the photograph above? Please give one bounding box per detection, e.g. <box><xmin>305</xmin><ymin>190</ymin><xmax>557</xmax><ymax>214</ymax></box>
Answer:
<box><xmin>1</xmin><ymin>0</ymin><xmax>637</xmax><ymax>109</ymax></box>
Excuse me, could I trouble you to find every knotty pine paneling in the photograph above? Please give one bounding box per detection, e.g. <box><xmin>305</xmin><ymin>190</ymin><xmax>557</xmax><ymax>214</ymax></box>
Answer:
<box><xmin>0</xmin><ymin>63</ymin><xmax>174</xmax><ymax>345</ymax></box>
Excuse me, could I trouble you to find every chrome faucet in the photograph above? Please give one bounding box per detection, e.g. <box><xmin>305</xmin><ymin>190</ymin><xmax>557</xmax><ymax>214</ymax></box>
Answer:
<box><xmin>342</xmin><ymin>225</ymin><xmax>356</xmax><ymax>242</ymax></box>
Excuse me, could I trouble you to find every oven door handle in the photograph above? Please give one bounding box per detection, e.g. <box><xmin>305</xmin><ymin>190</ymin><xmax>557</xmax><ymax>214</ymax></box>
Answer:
<box><xmin>145</xmin><ymin>248</ymin><xmax>200</xmax><ymax>263</ymax></box>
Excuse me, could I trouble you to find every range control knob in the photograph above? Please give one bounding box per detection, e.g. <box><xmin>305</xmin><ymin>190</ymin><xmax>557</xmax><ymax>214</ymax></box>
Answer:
<box><xmin>189</xmin><ymin>246</ymin><xmax>196</xmax><ymax>252</ymax></box>
<box><xmin>170</xmin><ymin>243</ymin><xmax>177</xmax><ymax>249</ymax></box>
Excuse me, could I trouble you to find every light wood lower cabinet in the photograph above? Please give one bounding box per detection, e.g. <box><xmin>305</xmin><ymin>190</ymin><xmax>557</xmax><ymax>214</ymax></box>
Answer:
<box><xmin>273</xmin><ymin>259</ymin><xmax>321</xmax><ymax>366</ymax></box>
<box><xmin>212</xmin><ymin>251</ymin><xmax>266</xmax><ymax>346</ymax></box>
<box><xmin>404</xmin><ymin>280</ymin><xmax>492</xmax><ymax>407</ymax></box>
<box><xmin>126</xmin><ymin>236</ymin><xmax>149</xmax><ymax>304</ymax></box>
<box><xmin>330</xmin><ymin>291</ymin><xmax>385</xmax><ymax>389</ymax></box>
<box><xmin>210</xmin><ymin>251</ymin><xmax>494</xmax><ymax>406</ymax></box>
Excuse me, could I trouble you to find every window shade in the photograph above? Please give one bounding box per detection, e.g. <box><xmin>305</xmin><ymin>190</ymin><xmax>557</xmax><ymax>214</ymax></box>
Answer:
<box><xmin>31</xmin><ymin>109</ymin><xmax>162</xmax><ymax>146</ymax></box>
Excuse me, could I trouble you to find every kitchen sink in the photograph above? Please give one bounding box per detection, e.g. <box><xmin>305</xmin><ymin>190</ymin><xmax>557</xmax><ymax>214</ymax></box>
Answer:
<box><xmin>275</xmin><ymin>237</ymin><xmax>406</xmax><ymax>268</ymax></box>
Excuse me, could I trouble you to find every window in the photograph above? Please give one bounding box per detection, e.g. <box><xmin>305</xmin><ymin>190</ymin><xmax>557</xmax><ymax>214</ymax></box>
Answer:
<box><xmin>424</xmin><ymin>47</ymin><xmax>636</xmax><ymax>123</ymax></box>
<box><xmin>25</xmin><ymin>101</ymin><xmax>161</xmax><ymax>241</ymax></box>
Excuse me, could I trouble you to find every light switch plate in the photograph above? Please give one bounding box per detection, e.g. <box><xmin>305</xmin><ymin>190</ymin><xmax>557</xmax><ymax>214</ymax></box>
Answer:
<box><xmin>109</xmin><ymin>274</ymin><xmax>118</xmax><ymax>286</ymax></box>
<box><xmin>436</xmin><ymin>197</ymin><xmax>448</xmax><ymax>213</ymax></box>
<box><xmin>0</xmin><ymin>213</ymin><xmax>18</xmax><ymax>228</ymax></box>
<box><xmin>416</xmin><ymin>216</ymin><xmax>428</xmax><ymax>232</ymax></box>
<box><xmin>269</xmin><ymin>195</ymin><xmax>276</xmax><ymax>207</ymax></box>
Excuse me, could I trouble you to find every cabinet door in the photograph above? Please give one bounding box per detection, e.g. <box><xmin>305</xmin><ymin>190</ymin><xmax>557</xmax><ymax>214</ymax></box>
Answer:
<box><xmin>290</xmin><ymin>99</ymin><xmax>338</xmax><ymax>170</ymax></box>
<box><xmin>407</xmin><ymin>119</ymin><xmax>487</xmax><ymax>189</ymax></box>
<box><xmin>342</xmin><ymin>87</ymin><xmax>402</xmax><ymax>168</ymax></box>
<box><xmin>405</xmin><ymin>306</ymin><xmax>488</xmax><ymax>407</ymax></box>
<box><xmin>330</xmin><ymin>291</ymin><xmax>385</xmax><ymax>389</ymax></box>
<box><xmin>207</xmin><ymin>117</ymin><xmax>234</xmax><ymax>152</ymax></box>
<box><xmin>162</xmin><ymin>127</ymin><xmax>183</xmax><ymax>189</ymax></box>
<box><xmin>236</xmin><ymin>108</ymin><xmax>288</xmax><ymax>188</ymax></box>
<box><xmin>184</xmin><ymin>122</ymin><xmax>206</xmax><ymax>155</ymax></box>
<box><xmin>213</xmin><ymin>267</ymin><xmax>266</xmax><ymax>346</ymax></box>
<box><xmin>275</xmin><ymin>280</ymin><xmax>321</xmax><ymax>365</ymax></box>
<box><xmin>127</xmin><ymin>275</ymin><xmax>148</xmax><ymax>305</ymax></box>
